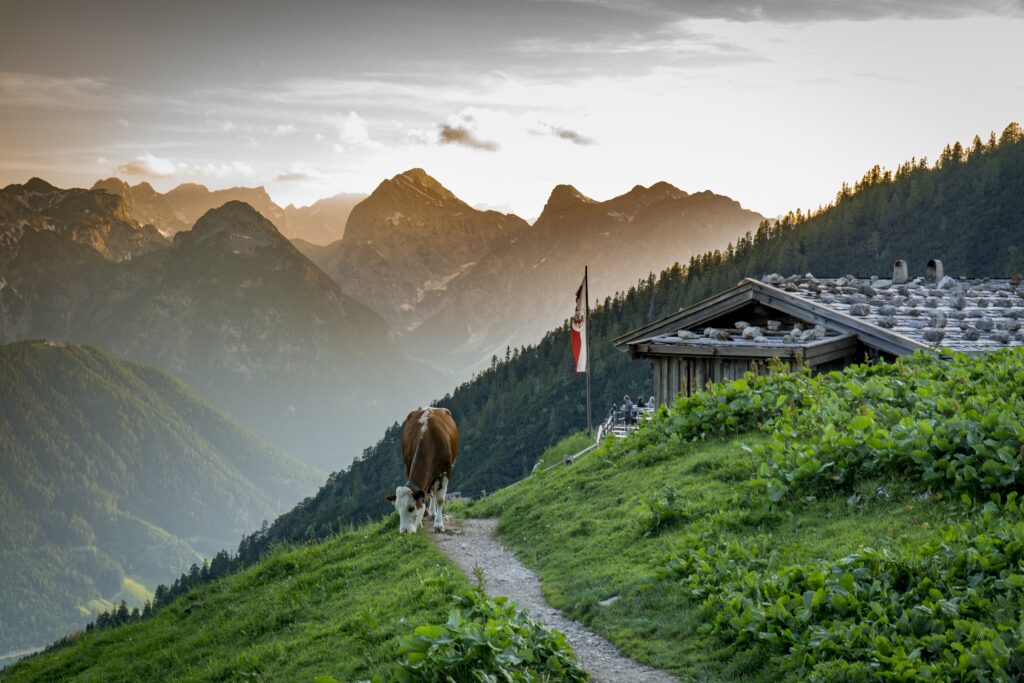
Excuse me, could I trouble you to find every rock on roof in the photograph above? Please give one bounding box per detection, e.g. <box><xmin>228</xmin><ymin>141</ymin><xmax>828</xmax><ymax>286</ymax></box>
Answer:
<box><xmin>762</xmin><ymin>273</ymin><xmax>1024</xmax><ymax>351</ymax></box>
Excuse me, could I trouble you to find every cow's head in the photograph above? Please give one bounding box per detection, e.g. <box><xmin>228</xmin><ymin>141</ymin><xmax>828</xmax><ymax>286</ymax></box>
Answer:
<box><xmin>386</xmin><ymin>485</ymin><xmax>427</xmax><ymax>535</ymax></box>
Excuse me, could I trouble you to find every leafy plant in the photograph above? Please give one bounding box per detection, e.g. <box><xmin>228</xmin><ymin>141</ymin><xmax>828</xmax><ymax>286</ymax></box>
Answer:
<box><xmin>661</xmin><ymin>494</ymin><xmax>1024</xmax><ymax>680</ymax></box>
<box><xmin>637</xmin><ymin>485</ymin><xmax>692</xmax><ymax>536</ymax></box>
<box><xmin>391</xmin><ymin>582</ymin><xmax>588</xmax><ymax>683</ymax></box>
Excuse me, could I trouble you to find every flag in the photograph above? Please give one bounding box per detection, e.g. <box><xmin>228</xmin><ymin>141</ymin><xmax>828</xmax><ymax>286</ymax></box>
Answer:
<box><xmin>571</xmin><ymin>275</ymin><xmax>587</xmax><ymax>373</ymax></box>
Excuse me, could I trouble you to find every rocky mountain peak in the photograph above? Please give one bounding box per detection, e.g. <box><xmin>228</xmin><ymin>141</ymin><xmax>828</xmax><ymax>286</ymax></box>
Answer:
<box><xmin>548</xmin><ymin>184</ymin><xmax>595</xmax><ymax>206</ymax></box>
<box><xmin>369</xmin><ymin>168</ymin><xmax>461</xmax><ymax>208</ymax></box>
<box><xmin>175</xmin><ymin>200</ymin><xmax>282</xmax><ymax>250</ymax></box>
<box><xmin>133</xmin><ymin>181</ymin><xmax>158</xmax><ymax>196</ymax></box>
<box><xmin>19</xmin><ymin>177</ymin><xmax>60</xmax><ymax>195</ymax></box>
<box><xmin>535</xmin><ymin>184</ymin><xmax>596</xmax><ymax>222</ymax></box>
<box><xmin>92</xmin><ymin>177</ymin><xmax>131</xmax><ymax>196</ymax></box>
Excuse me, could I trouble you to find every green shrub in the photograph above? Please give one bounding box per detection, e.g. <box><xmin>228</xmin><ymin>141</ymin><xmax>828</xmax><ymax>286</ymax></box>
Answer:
<box><xmin>758</xmin><ymin>350</ymin><xmax>1024</xmax><ymax>502</ymax></box>
<box><xmin>637</xmin><ymin>485</ymin><xmax>693</xmax><ymax>536</ymax></box>
<box><xmin>659</xmin><ymin>494</ymin><xmax>1024</xmax><ymax>680</ymax></box>
<box><xmin>391</xmin><ymin>583</ymin><xmax>588</xmax><ymax>683</ymax></box>
<box><xmin>608</xmin><ymin>349</ymin><xmax>1024</xmax><ymax>505</ymax></box>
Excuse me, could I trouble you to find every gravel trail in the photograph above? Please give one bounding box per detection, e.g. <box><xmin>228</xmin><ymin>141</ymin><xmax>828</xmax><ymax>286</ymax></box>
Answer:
<box><xmin>430</xmin><ymin>517</ymin><xmax>677</xmax><ymax>683</ymax></box>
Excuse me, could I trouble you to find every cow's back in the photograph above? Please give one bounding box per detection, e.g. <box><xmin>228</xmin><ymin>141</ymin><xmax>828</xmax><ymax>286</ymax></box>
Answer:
<box><xmin>400</xmin><ymin>407</ymin><xmax>458</xmax><ymax>478</ymax></box>
<box><xmin>426</xmin><ymin>408</ymin><xmax>458</xmax><ymax>471</ymax></box>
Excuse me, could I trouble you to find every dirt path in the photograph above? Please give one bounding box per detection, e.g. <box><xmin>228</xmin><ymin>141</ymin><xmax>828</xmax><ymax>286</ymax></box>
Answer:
<box><xmin>430</xmin><ymin>518</ymin><xmax>677</xmax><ymax>683</ymax></box>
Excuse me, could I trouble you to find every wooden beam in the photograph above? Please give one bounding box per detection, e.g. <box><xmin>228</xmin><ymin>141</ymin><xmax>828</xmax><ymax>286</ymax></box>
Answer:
<box><xmin>803</xmin><ymin>333</ymin><xmax>859</xmax><ymax>362</ymax></box>
<box><xmin>612</xmin><ymin>281</ymin><xmax>756</xmax><ymax>349</ymax></box>
<box><xmin>632</xmin><ymin>342</ymin><xmax>799</xmax><ymax>359</ymax></box>
<box><xmin>807</xmin><ymin>346</ymin><xmax>862</xmax><ymax>367</ymax></box>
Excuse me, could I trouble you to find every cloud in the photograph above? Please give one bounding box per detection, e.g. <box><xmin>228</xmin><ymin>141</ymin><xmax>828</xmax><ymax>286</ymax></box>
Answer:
<box><xmin>0</xmin><ymin>71</ymin><xmax>114</xmax><ymax>110</ymax></box>
<box><xmin>550</xmin><ymin>0</ymin><xmax>1023</xmax><ymax>22</ymax></box>
<box><xmin>274</xmin><ymin>164</ymin><xmax>324</xmax><ymax>183</ymax></box>
<box><xmin>117</xmin><ymin>153</ymin><xmax>254</xmax><ymax>179</ymax></box>
<box><xmin>222</xmin><ymin>121</ymin><xmax>236</xmax><ymax>132</ymax></box>
<box><xmin>275</xmin><ymin>171</ymin><xmax>313</xmax><ymax>182</ymax></box>
<box><xmin>117</xmin><ymin>118</ymin><xmax>130</xmax><ymax>128</ymax></box>
<box><xmin>438</xmin><ymin>124</ymin><xmax>500</xmax><ymax>151</ymax></box>
<box><xmin>553</xmin><ymin>127</ymin><xmax>594</xmax><ymax>145</ymax></box>
<box><xmin>335</xmin><ymin>111</ymin><xmax>380</xmax><ymax>150</ymax></box>
<box><xmin>273</xmin><ymin>123</ymin><xmax>297</xmax><ymax>136</ymax></box>
<box><xmin>118</xmin><ymin>153</ymin><xmax>177</xmax><ymax>177</ymax></box>
<box><xmin>531</xmin><ymin>122</ymin><xmax>595</xmax><ymax>145</ymax></box>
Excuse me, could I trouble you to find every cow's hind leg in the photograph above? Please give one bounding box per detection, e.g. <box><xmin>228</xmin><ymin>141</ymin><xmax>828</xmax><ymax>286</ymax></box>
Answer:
<box><xmin>433</xmin><ymin>475</ymin><xmax>449</xmax><ymax>532</ymax></box>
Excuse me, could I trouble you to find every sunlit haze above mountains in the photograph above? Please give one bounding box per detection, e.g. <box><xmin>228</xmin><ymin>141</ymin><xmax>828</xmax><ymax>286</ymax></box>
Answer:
<box><xmin>2</xmin><ymin>0</ymin><xmax>1022</xmax><ymax>218</ymax></box>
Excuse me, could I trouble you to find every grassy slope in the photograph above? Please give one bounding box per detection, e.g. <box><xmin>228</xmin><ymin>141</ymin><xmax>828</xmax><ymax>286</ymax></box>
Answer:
<box><xmin>2</xmin><ymin>521</ymin><xmax>469</xmax><ymax>683</ymax></box>
<box><xmin>471</xmin><ymin>432</ymin><xmax>949</xmax><ymax>681</ymax></box>
<box><xmin>532</xmin><ymin>432</ymin><xmax>595</xmax><ymax>471</ymax></box>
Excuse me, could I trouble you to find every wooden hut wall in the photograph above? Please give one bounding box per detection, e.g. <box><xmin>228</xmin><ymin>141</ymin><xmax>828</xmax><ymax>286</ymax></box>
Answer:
<box><xmin>652</xmin><ymin>355</ymin><xmax>802</xmax><ymax>405</ymax></box>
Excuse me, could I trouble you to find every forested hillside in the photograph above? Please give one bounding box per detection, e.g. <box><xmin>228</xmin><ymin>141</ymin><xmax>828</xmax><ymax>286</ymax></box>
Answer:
<box><xmin>0</xmin><ymin>341</ymin><xmax>321</xmax><ymax>654</ymax></box>
<box><xmin>246</xmin><ymin>122</ymin><xmax>1024</xmax><ymax>553</ymax></box>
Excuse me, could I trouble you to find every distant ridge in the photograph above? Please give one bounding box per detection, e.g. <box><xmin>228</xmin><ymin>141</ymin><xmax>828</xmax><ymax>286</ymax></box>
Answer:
<box><xmin>91</xmin><ymin>177</ymin><xmax>365</xmax><ymax>245</ymax></box>
<box><xmin>0</xmin><ymin>340</ymin><xmax>321</xmax><ymax>654</ymax></box>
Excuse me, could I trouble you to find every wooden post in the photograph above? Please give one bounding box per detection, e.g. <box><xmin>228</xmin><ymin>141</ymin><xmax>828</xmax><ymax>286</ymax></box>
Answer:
<box><xmin>584</xmin><ymin>265</ymin><xmax>592</xmax><ymax>434</ymax></box>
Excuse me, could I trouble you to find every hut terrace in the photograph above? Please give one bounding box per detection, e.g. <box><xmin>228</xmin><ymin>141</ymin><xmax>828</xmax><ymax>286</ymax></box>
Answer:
<box><xmin>614</xmin><ymin>260</ymin><xmax>1024</xmax><ymax>405</ymax></box>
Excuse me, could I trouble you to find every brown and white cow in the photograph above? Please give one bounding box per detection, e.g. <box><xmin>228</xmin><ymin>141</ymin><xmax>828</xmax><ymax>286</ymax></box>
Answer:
<box><xmin>386</xmin><ymin>407</ymin><xmax>459</xmax><ymax>535</ymax></box>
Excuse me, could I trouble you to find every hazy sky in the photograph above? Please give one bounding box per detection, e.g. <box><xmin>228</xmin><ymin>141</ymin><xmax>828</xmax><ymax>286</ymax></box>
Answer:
<box><xmin>1</xmin><ymin>0</ymin><xmax>1022</xmax><ymax>218</ymax></box>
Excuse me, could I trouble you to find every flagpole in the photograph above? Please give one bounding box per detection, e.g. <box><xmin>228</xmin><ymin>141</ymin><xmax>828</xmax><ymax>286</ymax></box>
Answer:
<box><xmin>584</xmin><ymin>265</ymin><xmax>592</xmax><ymax>434</ymax></box>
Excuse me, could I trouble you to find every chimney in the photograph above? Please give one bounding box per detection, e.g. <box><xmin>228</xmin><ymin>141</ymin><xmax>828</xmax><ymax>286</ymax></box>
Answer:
<box><xmin>893</xmin><ymin>259</ymin><xmax>908</xmax><ymax>284</ymax></box>
<box><xmin>925</xmin><ymin>259</ymin><xmax>943</xmax><ymax>284</ymax></box>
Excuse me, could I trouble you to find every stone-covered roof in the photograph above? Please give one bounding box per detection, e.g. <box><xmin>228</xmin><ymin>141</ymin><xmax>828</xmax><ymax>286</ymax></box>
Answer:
<box><xmin>763</xmin><ymin>273</ymin><xmax>1024</xmax><ymax>352</ymax></box>
<box><xmin>648</xmin><ymin>320</ymin><xmax>840</xmax><ymax>349</ymax></box>
<box><xmin>615</xmin><ymin>272</ymin><xmax>1024</xmax><ymax>358</ymax></box>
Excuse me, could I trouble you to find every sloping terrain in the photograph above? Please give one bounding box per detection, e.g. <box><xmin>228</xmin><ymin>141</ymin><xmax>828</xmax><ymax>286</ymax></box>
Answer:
<box><xmin>471</xmin><ymin>349</ymin><xmax>1024</xmax><ymax>680</ymax></box>
<box><xmin>0</xmin><ymin>340</ymin><xmax>321</xmax><ymax>654</ymax></box>
<box><xmin>1</xmin><ymin>522</ymin><xmax>466</xmax><ymax>682</ymax></box>
<box><xmin>2</xmin><ymin>519</ymin><xmax>587</xmax><ymax>683</ymax></box>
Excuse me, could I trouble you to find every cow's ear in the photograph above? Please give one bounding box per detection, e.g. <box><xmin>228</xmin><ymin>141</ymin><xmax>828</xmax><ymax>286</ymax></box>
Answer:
<box><xmin>413</xmin><ymin>489</ymin><xmax>426</xmax><ymax>501</ymax></box>
<box><xmin>385</xmin><ymin>494</ymin><xmax>396</xmax><ymax>502</ymax></box>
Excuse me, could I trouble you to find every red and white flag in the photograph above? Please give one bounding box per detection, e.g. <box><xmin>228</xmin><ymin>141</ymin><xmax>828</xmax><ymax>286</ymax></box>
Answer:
<box><xmin>571</xmin><ymin>275</ymin><xmax>587</xmax><ymax>373</ymax></box>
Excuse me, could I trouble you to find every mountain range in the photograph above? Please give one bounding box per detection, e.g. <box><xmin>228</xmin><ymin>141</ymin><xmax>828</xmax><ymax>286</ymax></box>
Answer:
<box><xmin>0</xmin><ymin>181</ymin><xmax>426</xmax><ymax>471</ymax></box>
<box><xmin>92</xmin><ymin>177</ymin><xmax>364</xmax><ymax>245</ymax></box>
<box><xmin>0</xmin><ymin>169</ymin><xmax>760</xmax><ymax>467</ymax></box>
<box><xmin>296</xmin><ymin>169</ymin><xmax>763</xmax><ymax>374</ymax></box>
<box><xmin>0</xmin><ymin>340</ymin><xmax>321</xmax><ymax>655</ymax></box>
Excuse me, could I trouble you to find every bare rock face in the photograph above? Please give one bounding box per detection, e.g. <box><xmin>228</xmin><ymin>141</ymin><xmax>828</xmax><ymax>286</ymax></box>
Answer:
<box><xmin>3</xmin><ymin>178</ymin><xmax>168</xmax><ymax>261</ymax></box>
<box><xmin>309</xmin><ymin>169</ymin><xmax>531</xmax><ymax>334</ymax></box>
<box><xmin>93</xmin><ymin>176</ymin><xmax>364</xmax><ymax>245</ymax></box>
<box><xmin>93</xmin><ymin>177</ymin><xmax>189</xmax><ymax>236</ymax></box>
<box><xmin>283</xmin><ymin>192</ymin><xmax>367</xmax><ymax>245</ymax></box>
<box><xmin>163</xmin><ymin>182</ymin><xmax>289</xmax><ymax>234</ymax></box>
